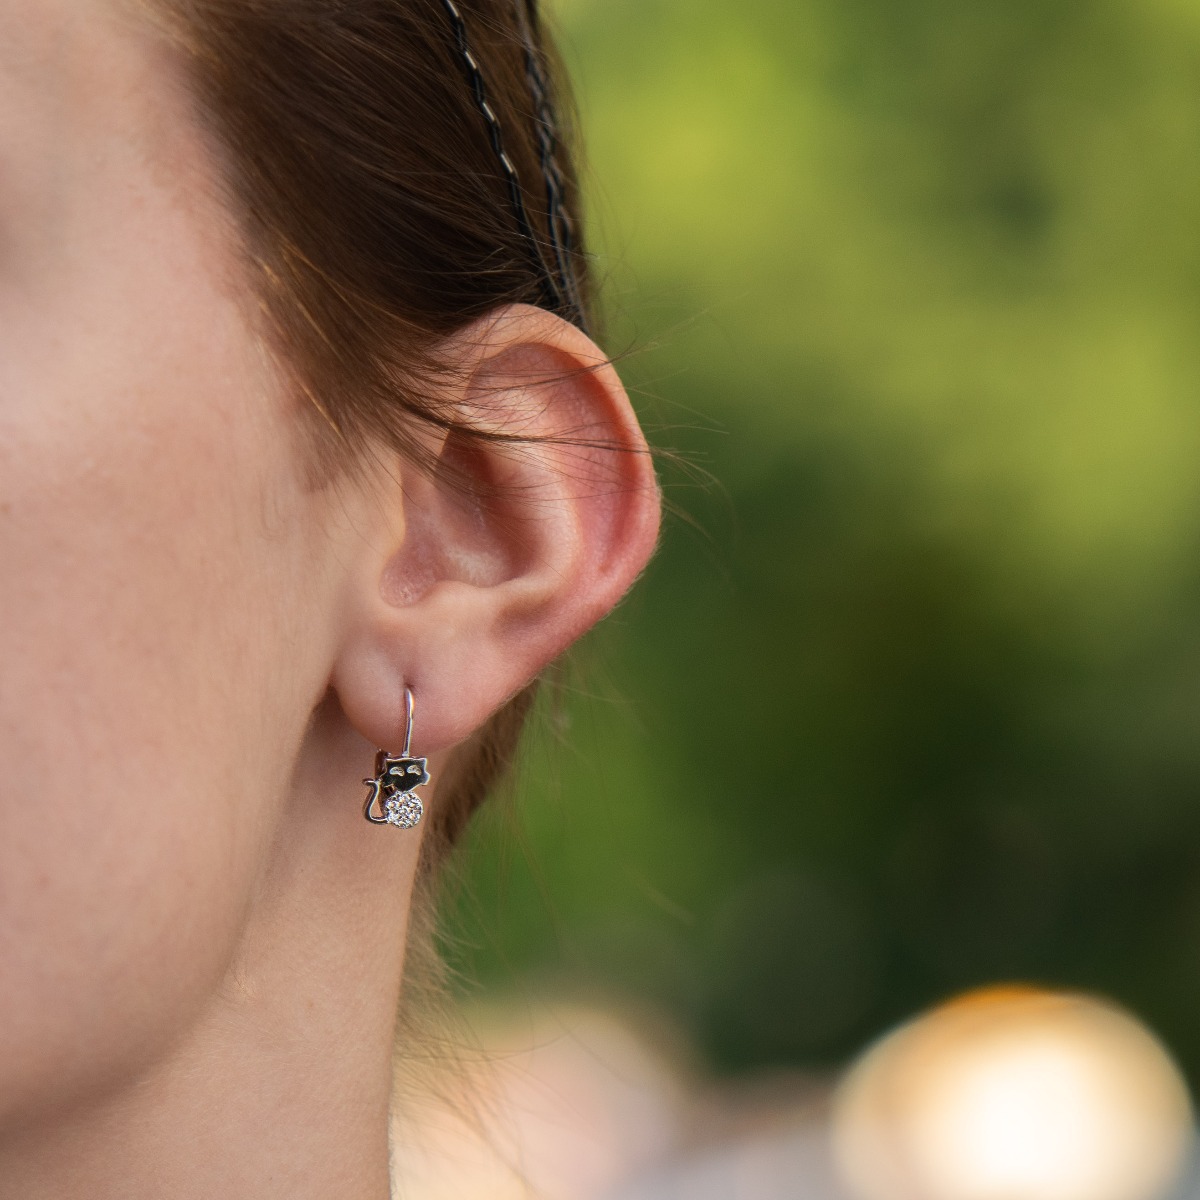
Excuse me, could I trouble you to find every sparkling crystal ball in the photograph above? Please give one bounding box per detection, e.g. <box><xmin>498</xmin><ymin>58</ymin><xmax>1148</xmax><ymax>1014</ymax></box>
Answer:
<box><xmin>385</xmin><ymin>794</ymin><xmax>423</xmax><ymax>829</ymax></box>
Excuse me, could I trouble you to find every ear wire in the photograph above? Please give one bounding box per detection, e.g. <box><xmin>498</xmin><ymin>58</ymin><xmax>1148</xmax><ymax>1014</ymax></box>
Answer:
<box><xmin>402</xmin><ymin>684</ymin><xmax>415</xmax><ymax>757</ymax></box>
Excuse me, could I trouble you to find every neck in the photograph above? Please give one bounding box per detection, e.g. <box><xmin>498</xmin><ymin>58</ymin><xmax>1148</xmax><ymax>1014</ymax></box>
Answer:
<box><xmin>0</xmin><ymin>721</ymin><xmax>427</xmax><ymax>1200</ymax></box>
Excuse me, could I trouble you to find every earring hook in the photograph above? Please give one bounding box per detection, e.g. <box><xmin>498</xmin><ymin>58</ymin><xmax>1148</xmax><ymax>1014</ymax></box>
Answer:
<box><xmin>402</xmin><ymin>685</ymin><xmax>415</xmax><ymax>757</ymax></box>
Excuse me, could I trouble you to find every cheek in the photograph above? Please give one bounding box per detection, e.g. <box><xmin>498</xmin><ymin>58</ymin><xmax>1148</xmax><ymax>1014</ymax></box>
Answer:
<box><xmin>0</xmin><ymin>313</ymin><xmax>312</xmax><ymax>1121</ymax></box>
<box><xmin>0</xmin><ymin>122</ymin><xmax>325</xmax><ymax>1120</ymax></box>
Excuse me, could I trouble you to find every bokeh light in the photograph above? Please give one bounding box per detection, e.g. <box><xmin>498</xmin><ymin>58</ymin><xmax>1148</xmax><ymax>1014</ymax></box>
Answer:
<box><xmin>832</xmin><ymin>987</ymin><xmax>1194</xmax><ymax>1200</ymax></box>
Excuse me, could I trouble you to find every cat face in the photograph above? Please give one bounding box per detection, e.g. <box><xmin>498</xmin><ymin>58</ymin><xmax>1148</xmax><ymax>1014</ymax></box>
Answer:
<box><xmin>383</xmin><ymin>757</ymin><xmax>430</xmax><ymax>795</ymax></box>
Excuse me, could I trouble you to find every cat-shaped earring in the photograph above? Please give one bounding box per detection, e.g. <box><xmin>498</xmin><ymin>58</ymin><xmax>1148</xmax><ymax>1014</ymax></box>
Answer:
<box><xmin>363</xmin><ymin>686</ymin><xmax>429</xmax><ymax>830</ymax></box>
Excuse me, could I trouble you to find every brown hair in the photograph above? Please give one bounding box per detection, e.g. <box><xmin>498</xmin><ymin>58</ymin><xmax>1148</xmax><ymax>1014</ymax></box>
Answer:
<box><xmin>153</xmin><ymin>0</ymin><xmax>596</xmax><ymax>858</ymax></box>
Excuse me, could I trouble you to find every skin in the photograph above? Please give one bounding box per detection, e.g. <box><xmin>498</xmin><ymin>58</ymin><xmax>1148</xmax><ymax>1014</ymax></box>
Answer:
<box><xmin>0</xmin><ymin>2</ymin><xmax>661</xmax><ymax>1197</ymax></box>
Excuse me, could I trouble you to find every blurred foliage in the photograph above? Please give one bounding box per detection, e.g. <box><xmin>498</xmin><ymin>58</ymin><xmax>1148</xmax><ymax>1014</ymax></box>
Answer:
<box><xmin>441</xmin><ymin>0</ymin><xmax>1200</xmax><ymax>1083</ymax></box>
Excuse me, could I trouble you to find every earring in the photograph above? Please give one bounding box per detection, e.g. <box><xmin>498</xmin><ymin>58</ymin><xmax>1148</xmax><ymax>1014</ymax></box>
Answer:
<box><xmin>363</xmin><ymin>686</ymin><xmax>429</xmax><ymax>829</ymax></box>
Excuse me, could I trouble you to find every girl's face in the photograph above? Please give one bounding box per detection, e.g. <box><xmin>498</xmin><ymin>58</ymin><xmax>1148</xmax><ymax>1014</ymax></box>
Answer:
<box><xmin>0</xmin><ymin>0</ymin><xmax>663</xmax><ymax>1152</ymax></box>
<box><xmin>0</xmin><ymin>0</ymin><xmax>349</xmax><ymax>1120</ymax></box>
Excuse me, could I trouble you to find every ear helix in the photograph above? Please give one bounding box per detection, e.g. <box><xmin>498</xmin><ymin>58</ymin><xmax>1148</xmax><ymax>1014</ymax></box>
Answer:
<box><xmin>362</xmin><ymin>686</ymin><xmax>430</xmax><ymax>830</ymax></box>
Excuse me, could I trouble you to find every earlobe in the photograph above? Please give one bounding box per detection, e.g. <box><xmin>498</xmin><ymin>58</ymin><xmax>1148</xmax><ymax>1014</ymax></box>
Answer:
<box><xmin>331</xmin><ymin>305</ymin><xmax>661</xmax><ymax>760</ymax></box>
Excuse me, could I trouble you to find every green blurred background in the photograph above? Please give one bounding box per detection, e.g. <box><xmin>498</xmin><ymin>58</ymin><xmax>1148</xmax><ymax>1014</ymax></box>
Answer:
<box><xmin>442</xmin><ymin>0</ymin><xmax>1200</xmax><ymax>1086</ymax></box>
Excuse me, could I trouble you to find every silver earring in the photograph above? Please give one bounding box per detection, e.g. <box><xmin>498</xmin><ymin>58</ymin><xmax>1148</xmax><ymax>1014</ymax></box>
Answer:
<box><xmin>363</xmin><ymin>686</ymin><xmax>429</xmax><ymax>829</ymax></box>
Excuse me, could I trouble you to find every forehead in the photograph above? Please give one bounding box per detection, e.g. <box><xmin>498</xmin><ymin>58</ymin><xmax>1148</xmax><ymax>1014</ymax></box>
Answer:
<box><xmin>0</xmin><ymin>0</ymin><xmax>206</xmax><ymax>238</ymax></box>
<box><xmin>0</xmin><ymin>0</ymin><xmax>172</xmax><ymax>130</ymax></box>
<box><xmin>0</xmin><ymin>0</ymin><xmax>239</xmax><ymax>323</ymax></box>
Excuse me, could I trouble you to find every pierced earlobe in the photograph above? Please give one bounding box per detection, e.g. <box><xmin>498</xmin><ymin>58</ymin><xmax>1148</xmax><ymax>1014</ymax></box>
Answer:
<box><xmin>362</xmin><ymin>686</ymin><xmax>429</xmax><ymax>830</ymax></box>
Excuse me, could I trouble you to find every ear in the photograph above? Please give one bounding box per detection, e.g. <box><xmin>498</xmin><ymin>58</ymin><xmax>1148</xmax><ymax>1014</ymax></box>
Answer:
<box><xmin>330</xmin><ymin>305</ymin><xmax>662</xmax><ymax>756</ymax></box>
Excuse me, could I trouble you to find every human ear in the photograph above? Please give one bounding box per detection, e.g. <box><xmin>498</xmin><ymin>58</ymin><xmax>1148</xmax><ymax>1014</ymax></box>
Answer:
<box><xmin>331</xmin><ymin>304</ymin><xmax>662</xmax><ymax>756</ymax></box>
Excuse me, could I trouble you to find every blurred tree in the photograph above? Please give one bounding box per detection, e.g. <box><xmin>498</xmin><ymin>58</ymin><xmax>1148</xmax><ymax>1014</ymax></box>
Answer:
<box><xmin>442</xmin><ymin>0</ymin><xmax>1200</xmax><ymax>1083</ymax></box>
